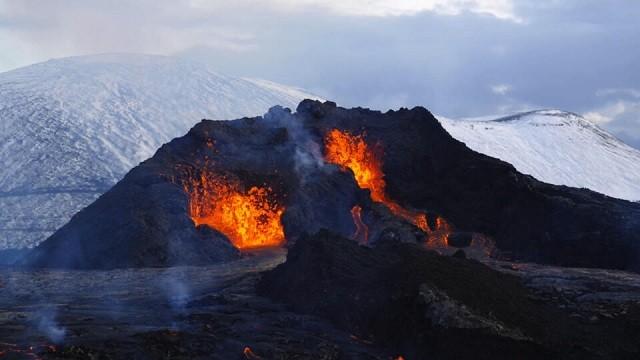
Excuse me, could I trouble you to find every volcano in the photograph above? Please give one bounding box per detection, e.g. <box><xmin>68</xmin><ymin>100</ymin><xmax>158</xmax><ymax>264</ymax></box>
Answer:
<box><xmin>24</xmin><ymin>100</ymin><xmax>640</xmax><ymax>271</ymax></box>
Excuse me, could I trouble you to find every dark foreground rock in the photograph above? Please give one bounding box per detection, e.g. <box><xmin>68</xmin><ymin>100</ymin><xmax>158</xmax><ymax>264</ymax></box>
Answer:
<box><xmin>445</xmin><ymin>232</ymin><xmax>473</xmax><ymax>248</ymax></box>
<box><xmin>258</xmin><ymin>231</ymin><xmax>640</xmax><ymax>359</ymax></box>
<box><xmin>23</xmin><ymin>100</ymin><xmax>640</xmax><ymax>270</ymax></box>
<box><xmin>0</xmin><ymin>250</ymin><xmax>392</xmax><ymax>360</ymax></box>
<box><xmin>2</xmin><ymin>245</ymin><xmax>640</xmax><ymax>359</ymax></box>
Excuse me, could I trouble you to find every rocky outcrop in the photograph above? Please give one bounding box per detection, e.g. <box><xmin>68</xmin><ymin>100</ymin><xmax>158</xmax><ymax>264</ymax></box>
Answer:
<box><xmin>23</xmin><ymin>100</ymin><xmax>640</xmax><ymax>270</ymax></box>
<box><xmin>258</xmin><ymin>231</ymin><xmax>640</xmax><ymax>359</ymax></box>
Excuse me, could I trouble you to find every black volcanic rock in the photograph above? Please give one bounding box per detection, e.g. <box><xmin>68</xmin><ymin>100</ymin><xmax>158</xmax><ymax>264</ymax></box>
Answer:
<box><xmin>447</xmin><ymin>232</ymin><xmax>473</xmax><ymax>248</ymax></box>
<box><xmin>258</xmin><ymin>230</ymin><xmax>640</xmax><ymax>359</ymax></box>
<box><xmin>23</xmin><ymin>100</ymin><xmax>640</xmax><ymax>270</ymax></box>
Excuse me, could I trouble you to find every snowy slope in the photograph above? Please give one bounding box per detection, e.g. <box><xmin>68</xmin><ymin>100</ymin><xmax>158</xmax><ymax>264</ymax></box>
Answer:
<box><xmin>439</xmin><ymin>110</ymin><xmax>640</xmax><ymax>201</ymax></box>
<box><xmin>0</xmin><ymin>53</ymin><xmax>319</xmax><ymax>249</ymax></box>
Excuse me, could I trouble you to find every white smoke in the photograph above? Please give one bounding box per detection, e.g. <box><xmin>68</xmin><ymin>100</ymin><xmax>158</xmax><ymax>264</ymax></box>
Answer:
<box><xmin>34</xmin><ymin>307</ymin><xmax>66</xmax><ymax>344</ymax></box>
<box><xmin>263</xmin><ymin>105</ymin><xmax>327</xmax><ymax>181</ymax></box>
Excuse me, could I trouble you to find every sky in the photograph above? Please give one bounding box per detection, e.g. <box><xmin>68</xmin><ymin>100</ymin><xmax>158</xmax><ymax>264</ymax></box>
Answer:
<box><xmin>0</xmin><ymin>0</ymin><xmax>639</xmax><ymax>148</ymax></box>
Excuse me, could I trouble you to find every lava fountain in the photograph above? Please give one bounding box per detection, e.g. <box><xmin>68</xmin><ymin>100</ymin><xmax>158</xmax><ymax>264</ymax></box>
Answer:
<box><xmin>181</xmin><ymin>169</ymin><xmax>285</xmax><ymax>250</ymax></box>
<box><xmin>324</xmin><ymin>129</ymin><xmax>387</xmax><ymax>204</ymax></box>
<box><xmin>324</xmin><ymin>129</ymin><xmax>451</xmax><ymax>242</ymax></box>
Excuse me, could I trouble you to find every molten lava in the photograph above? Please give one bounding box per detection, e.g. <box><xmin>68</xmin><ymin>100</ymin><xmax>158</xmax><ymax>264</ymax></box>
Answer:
<box><xmin>324</xmin><ymin>129</ymin><xmax>444</xmax><ymax>237</ymax></box>
<box><xmin>350</xmin><ymin>205</ymin><xmax>369</xmax><ymax>244</ymax></box>
<box><xmin>426</xmin><ymin>216</ymin><xmax>452</xmax><ymax>248</ymax></box>
<box><xmin>243</xmin><ymin>347</ymin><xmax>261</xmax><ymax>359</ymax></box>
<box><xmin>324</xmin><ymin>129</ymin><xmax>387</xmax><ymax>203</ymax></box>
<box><xmin>181</xmin><ymin>170</ymin><xmax>285</xmax><ymax>250</ymax></box>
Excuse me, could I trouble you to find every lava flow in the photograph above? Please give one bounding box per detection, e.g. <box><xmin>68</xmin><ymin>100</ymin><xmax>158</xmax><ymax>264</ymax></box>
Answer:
<box><xmin>324</xmin><ymin>129</ymin><xmax>451</xmax><ymax>242</ymax></box>
<box><xmin>426</xmin><ymin>216</ymin><xmax>452</xmax><ymax>248</ymax></box>
<box><xmin>181</xmin><ymin>169</ymin><xmax>285</xmax><ymax>249</ymax></box>
<box><xmin>350</xmin><ymin>205</ymin><xmax>369</xmax><ymax>244</ymax></box>
<box><xmin>243</xmin><ymin>346</ymin><xmax>261</xmax><ymax>359</ymax></box>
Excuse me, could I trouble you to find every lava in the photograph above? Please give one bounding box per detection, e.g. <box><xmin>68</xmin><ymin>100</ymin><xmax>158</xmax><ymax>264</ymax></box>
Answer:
<box><xmin>181</xmin><ymin>169</ymin><xmax>285</xmax><ymax>249</ymax></box>
<box><xmin>426</xmin><ymin>216</ymin><xmax>452</xmax><ymax>248</ymax></box>
<box><xmin>324</xmin><ymin>129</ymin><xmax>450</xmax><ymax>241</ymax></box>
<box><xmin>324</xmin><ymin>129</ymin><xmax>387</xmax><ymax>203</ymax></box>
<box><xmin>350</xmin><ymin>205</ymin><xmax>369</xmax><ymax>244</ymax></box>
<box><xmin>243</xmin><ymin>346</ymin><xmax>261</xmax><ymax>359</ymax></box>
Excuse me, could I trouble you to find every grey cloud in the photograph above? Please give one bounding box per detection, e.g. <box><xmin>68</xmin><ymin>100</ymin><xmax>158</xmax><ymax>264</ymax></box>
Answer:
<box><xmin>585</xmin><ymin>100</ymin><xmax>640</xmax><ymax>149</ymax></box>
<box><xmin>0</xmin><ymin>0</ymin><xmax>638</xmax><ymax>148</ymax></box>
<box><xmin>597</xmin><ymin>88</ymin><xmax>640</xmax><ymax>99</ymax></box>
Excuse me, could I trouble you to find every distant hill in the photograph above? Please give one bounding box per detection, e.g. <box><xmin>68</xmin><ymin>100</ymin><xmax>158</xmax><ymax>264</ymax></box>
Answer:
<box><xmin>440</xmin><ymin>110</ymin><xmax>640</xmax><ymax>201</ymax></box>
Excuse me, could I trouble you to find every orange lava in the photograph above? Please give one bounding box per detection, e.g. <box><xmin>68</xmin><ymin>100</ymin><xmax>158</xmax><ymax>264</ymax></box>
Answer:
<box><xmin>181</xmin><ymin>170</ymin><xmax>285</xmax><ymax>250</ymax></box>
<box><xmin>324</xmin><ymin>129</ymin><xmax>387</xmax><ymax>203</ymax></box>
<box><xmin>324</xmin><ymin>129</ymin><xmax>442</xmax><ymax>236</ymax></box>
<box><xmin>243</xmin><ymin>346</ymin><xmax>261</xmax><ymax>359</ymax></box>
<box><xmin>350</xmin><ymin>205</ymin><xmax>369</xmax><ymax>244</ymax></box>
<box><xmin>426</xmin><ymin>216</ymin><xmax>452</xmax><ymax>248</ymax></box>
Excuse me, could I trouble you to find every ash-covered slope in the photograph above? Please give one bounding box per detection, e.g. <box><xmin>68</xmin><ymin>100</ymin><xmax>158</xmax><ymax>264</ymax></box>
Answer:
<box><xmin>0</xmin><ymin>53</ymin><xmax>318</xmax><ymax>249</ymax></box>
<box><xmin>440</xmin><ymin>110</ymin><xmax>640</xmax><ymax>201</ymax></box>
<box><xmin>25</xmin><ymin>101</ymin><xmax>640</xmax><ymax>271</ymax></box>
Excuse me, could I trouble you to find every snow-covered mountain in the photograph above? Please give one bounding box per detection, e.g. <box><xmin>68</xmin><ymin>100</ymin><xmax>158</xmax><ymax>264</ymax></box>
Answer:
<box><xmin>0</xmin><ymin>54</ymin><xmax>319</xmax><ymax>249</ymax></box>
<box><xmin>439</xmin><ymin>110</ymin><xmax>640</xmax><ymax>202</ymax></box>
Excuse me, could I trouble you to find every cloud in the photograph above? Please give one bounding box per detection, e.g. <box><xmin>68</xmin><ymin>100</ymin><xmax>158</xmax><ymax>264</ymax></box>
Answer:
<box><xmin>584</xmin><ymin>99</ymin><xmax>640</xmax><ymax>148</ymax></box>
<box><xmin>596</xmin><ymin>88</ymin><xmax>640</xmax><ymax>99</ymax></box>
<box><xmin>583</xmin><ymin>111</ymin><xmax>613</xmax><ymax>125</ymax></box>
<box><xmin>0</xmin><ymin>0</ymin><xmax>258</xmax><ymax>70</ymax></box>
<box><xmin>584</xmin><ymin>101</ymin><xmax>632</xmax><ymax>125</ymax></box>
<box><xmin>491</xmin><ymin>84</ymin><xmax>512</xmax><ymax>95</ymax></box>
<box><xmin>0</xmin><ymin>0</ymin><xmax>638</xmax><ymax>148</ymax></box>
<box><xmin>267</xmin><ymin>0</ymin><xmax>522</xmax><ymax>21</ymax></box>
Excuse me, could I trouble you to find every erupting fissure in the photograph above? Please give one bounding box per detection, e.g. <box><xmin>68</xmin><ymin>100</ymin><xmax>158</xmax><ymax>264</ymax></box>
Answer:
<box><xmin>180</xmin><ymin>169</ymin><xmax>285</xmax><ymax>250</ymax></box>
<box><xmin>324</xmin><ymin>129</ymin><xmax>451</xmax><ymax>243</ymax></box>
